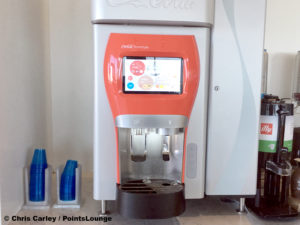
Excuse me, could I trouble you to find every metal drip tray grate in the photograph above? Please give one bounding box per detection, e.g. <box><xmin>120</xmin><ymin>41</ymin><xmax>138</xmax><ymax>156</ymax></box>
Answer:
<box><xmin>119</xmin><ymin>179</ymin><xmax>183</xmax><ymax>194</ymax></box>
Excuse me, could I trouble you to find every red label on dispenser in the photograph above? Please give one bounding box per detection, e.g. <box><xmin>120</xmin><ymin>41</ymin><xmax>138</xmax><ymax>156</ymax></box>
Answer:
<box><xmin>261</xmin><ymin>123</ymin><xmax>273</xmax><ymax>135</ymax></box>
<box><xmin>130</xmin><ymin>61</ymin><xmax>145</xmax><ymax>76</ymax></box>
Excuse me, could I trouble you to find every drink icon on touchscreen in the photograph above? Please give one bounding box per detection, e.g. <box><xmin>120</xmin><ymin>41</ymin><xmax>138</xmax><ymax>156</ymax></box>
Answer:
<box><xmin>127</xmin><ymin>82</ymin><xmax>134</xmax><ymax>89</ymax></box>
<box><xmin>138</xmin><ymin>76</ymin><xmax>153</xmax><ymax>90</ymax></box>
<box><xmin>130</xmin><ymin>61</ymin><xmax>145</xmax><ymax>76</ymax></box>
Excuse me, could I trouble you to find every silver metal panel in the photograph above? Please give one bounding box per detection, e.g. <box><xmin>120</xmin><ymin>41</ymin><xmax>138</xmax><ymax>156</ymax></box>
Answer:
<box><xmin>116</xmin><ymin>115</ymin><xmax>188</xmax><ymax>128</ymax></box>
<box><xmin>206</xmin><ymin>0</ymin><xmax>266</xmax><ymax>195</ymax></box>
<box><xmin>186</xmin><ymin>143</ymin><xmax>197</xmax><ymax>179</ymax></box>
<box><xmin>185</xmin><ymin>28</ymin><xmax>210</xmax><ymax>199</ymax></box>
<box><xmin>93</xmin><ymin>26</ymin><xmax>117</xmax><ymax>200</ymax></box>
<box><xmin>91</xmin><ymin>0</ymin><xmax>215</xmax><ymax>26</ymax></box>
<box><xmin>93</xmin><ymin>24</ymin><xmax>210</xmax><ymax>200</ymax></box>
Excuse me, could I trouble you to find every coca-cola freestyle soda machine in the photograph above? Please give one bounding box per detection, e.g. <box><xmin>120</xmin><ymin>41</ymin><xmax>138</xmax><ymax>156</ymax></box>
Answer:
<box><xmin>92</xmin><ymin>0</ymin><xmax>266</xmax><ymax>218</ymax></box>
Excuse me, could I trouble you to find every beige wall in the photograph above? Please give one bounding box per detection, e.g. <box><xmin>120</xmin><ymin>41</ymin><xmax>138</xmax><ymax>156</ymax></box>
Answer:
<box><xmin>0</xmin><ymin>0</ymin><xmax>51</xmax><ymax>221</ymax></box>
<box><xmin>264</xmin><ymin>0</ymin><xmax>300</xmax><ymax>125</ymax></box>
<box><xmin>48</xmin><ymin>0</ymin><xmax>94</xmax><ymax>174</ymax></box>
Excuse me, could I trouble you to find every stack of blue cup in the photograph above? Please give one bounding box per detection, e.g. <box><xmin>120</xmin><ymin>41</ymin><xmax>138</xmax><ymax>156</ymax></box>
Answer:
<box><xmin>29</xmin><ymin>149</ymin><xmax>48</xmax><ymax>201</ymax></box>
<box><xmin>60</xmin><ymin>160</ymin><xmax>78</xmax><ymax>201</ymax></box>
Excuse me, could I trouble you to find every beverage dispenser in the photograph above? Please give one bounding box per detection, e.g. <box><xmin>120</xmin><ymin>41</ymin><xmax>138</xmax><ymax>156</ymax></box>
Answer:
<box><xmin>92</xmin><ymin>0</ymin><xmax>266</xmax><ymax>219</ymax></box>
<box><xmin>246</xmin><ymin>95</ymin><xmax>298</xmax><ymax>217</ymax></box>
<box><xmin>104</xmin><ymin>34</ymin><xmax>199</xmax><ymax>218</ymax></box>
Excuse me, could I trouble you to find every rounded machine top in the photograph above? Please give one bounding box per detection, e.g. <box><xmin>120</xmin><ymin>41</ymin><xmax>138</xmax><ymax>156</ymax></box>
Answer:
<box><xmin>261</xmin><ymin>95</ymin><xmax>294</xmax><ymax>116</ymax></box>
<box><xmin>91</xmin><ymin>0</ymin><xmax>214</xmax><ymax>27</ymax></box>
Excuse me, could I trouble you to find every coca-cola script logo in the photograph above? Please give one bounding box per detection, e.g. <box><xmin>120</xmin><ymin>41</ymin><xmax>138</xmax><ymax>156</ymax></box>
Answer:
<box><xmin>107</xmin><ymin>0</ymin><xmax>195</xmax><ymax>9</ymax></box>
<box><xmin>261</xmin><ymin>123</ymin><xmax>273</xmax><ymax>135</ymax></box>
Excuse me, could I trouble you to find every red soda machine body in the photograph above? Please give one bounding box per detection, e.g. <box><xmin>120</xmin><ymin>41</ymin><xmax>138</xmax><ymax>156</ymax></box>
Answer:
<box><xmin>102</xmin><ymin>33</ymin><xmax>200</xmax><ymax>218</ymax></box>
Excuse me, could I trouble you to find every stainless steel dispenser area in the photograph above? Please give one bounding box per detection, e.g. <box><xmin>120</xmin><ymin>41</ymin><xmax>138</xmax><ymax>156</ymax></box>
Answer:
<box><xmin>116</xmin><ymin>115</ymin><xmax>187</xmax><ymax>184</ymax></box>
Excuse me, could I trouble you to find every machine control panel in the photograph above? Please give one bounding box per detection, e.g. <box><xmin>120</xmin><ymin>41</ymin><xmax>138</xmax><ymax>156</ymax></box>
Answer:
<box><xmin>123</xmin><ymin>57</ymin><xmax>183</xmax><ymax>94</ymax></box>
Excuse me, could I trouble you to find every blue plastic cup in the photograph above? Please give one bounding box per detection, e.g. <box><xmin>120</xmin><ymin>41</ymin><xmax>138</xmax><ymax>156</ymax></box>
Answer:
<box><xmin>60</xmin><ymin>160</ymin><xmax>78</xmax><ymax>201</ymax></box>
<box><xmin>29</xmin><ymin>149</ymin><xmax>48</xmax><ymax>201</ymax></box>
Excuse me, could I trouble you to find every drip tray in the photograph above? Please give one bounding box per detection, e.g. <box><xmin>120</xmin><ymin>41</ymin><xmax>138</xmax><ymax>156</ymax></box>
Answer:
<box><xmin>117</xmin><ymin>179</ymin><xmax>185</xmax><ymax>219</ymax></box>
<box><xmin>120</xmin><ymin>179</ymin><xmax>183</xmax><ymax>194</ymax></box>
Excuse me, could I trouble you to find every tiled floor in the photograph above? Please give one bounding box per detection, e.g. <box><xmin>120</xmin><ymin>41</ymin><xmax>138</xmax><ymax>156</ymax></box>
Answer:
<box><xmin>7</xmin><ymin>176</ymin><xmax>300</xmax><ymax>225</ymax></box>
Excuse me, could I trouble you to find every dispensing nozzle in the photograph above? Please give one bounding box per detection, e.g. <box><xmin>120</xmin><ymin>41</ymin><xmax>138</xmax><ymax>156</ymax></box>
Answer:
<box><xmin>162</xmin><ymin>136</ymin><xmax>171</xmax><ymax>161</ymax></box>
<box><xmin>130</xmin><ymin>130</ymin><xmax>147</xmax><ymax>162</ymax></box>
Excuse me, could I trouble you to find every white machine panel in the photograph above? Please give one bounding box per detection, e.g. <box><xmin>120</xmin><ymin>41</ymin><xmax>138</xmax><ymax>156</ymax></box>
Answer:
<box><xmin>206</xmin><ymin>0</ymin><xmax>266</xmax><ymax>195</ymax></box>
<box><xmin>91</xmin><ymin>0</ymin><xmax>214</xmax><ymax>26</ymax></box>
<box><xmin>93</xmin><ymin>24</ymin><xmax>210</xmax><ymax>200</ymax></box>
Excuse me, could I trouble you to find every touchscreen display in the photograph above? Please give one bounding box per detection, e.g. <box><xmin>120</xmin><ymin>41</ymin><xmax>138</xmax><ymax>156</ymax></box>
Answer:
<box><xmin>123</xmin><ymin>57</ymin><xmax>183</xmax><ymax>94</ymax></box>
